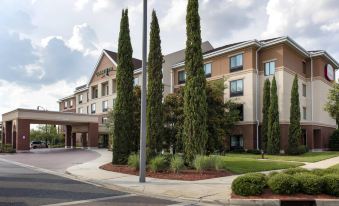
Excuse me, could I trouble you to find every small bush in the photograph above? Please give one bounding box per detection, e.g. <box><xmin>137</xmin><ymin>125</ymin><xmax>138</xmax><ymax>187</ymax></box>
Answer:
<box><xmin>149</xmin><ymin>156</ymin><xmax>167</xmax><ymax>172</ymax></box>
<box><xmin>268</xmin><ymin>173</ymin><xmax>299</xmax><ymax>194</ymax></box>
<box><xmin>321</xmin><ymin>174</ymin><xmax>339</xmax><ymax>196</ymax></box>
<box><xmin>283</xmin><ymin>167</ymin><xmax>309</xmax><ymax>175</ymax></box>
<box><xmin>287</xmin><ymin>145</ymin><xmax>307</xmax><ymax>155</ymax></box>
<box><xmin>295</xmin><ymin>173</ymin><xmax>322</xmax><ymax>194</ymax></box>
<box><xmin>170</xmin><ymin>155</ymin><xmax>184</xmax><ymax>173</ymax></box>
<box><xmin>230</xmin><ymin>148</ymin><xmax>245</xmax><ymax>153</ymax></box>
<box><xmin>232</xmin><ymin>173</ymin><xmax>267</xmax><ymax>196</ymax></box>
<box><xmin>127</xmin><ymin>153</ymin><xmax>139</xmax><ymax>170</ymax></box>
<box><xmin>311</xmin><ymin>168</ymin><xmax>339</xmax><ymax>176</ymax></box>
<box><xmin>329</xmin><ymin>130</ymin><xmax>339</xmax><ymax>151</ymax></box>
<box><xmin>246</xmin><ymin>149</ymin><xmax>261</xmax><ymax>154</ymax></box>
<box><xmin>193</xmin><ymin>155</ymin><xmax>216</xmax><ymax>172</ymax></box>
<box><xmin>215</xmin><ymin>156</ymin><xmax>225</xmax><ymax>171</ymax></box>
<box><xmin>0</xmin><ymin>144</ymin><xmax>15</xmax><ymax>153</ymax></box>
<box><xmin>267</xmin><ymin>171</ymin><xmax>279</xmax><ymax>179</ymax></box>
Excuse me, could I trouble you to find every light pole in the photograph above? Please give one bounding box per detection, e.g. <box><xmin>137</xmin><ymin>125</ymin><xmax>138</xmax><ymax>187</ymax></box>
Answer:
<box><xmin>139</xmin><ymin>0</ymin><xmax>147</xmax><ymax>183</ymax></box>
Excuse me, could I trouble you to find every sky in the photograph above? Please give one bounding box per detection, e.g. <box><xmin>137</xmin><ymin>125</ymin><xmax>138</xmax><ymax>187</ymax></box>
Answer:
<box><xmin>0</xmin><ymin>0</ymin><xmax>339</xmax><ymax>120</ymax></box>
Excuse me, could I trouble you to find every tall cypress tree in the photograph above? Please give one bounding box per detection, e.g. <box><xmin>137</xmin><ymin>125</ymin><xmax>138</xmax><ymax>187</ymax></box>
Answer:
<box><xmin>287</xmin><ymin>74</ymin><xmax>301</xmax><ymax>154</ymax></box>
<box><xmin>261</xmin><ymin>79</ymin><xmax>271</xmax><ymax>152</ymax></box>
<box><xmin>146</xmin><ymin>10</ymin><xmax>164</xmax><ymax>157</ymax></box>
<box><xmin>267</xmin><ymin>76</ymin><xmax>280</xmax><ymax>154</ymax></box>
<box><xmin>183</xmin><ymin>0</ymin><xmax>208</xmax><ymax>163</ymax></box>
<box><xmin>112</xmin><ymin>9</ymin><xmax>135</xmax><ymax>164</ymax></box>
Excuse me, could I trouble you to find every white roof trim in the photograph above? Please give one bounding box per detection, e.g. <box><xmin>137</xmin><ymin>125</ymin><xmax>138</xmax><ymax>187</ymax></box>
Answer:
<box><xmin>310</xmin><ymin>51</ymin><xmax>339</xmax><ymax>68</ymax></box>
<box><xmin>74</xmin><ymin>85</ymin><xmax>89</xmax><ymax>94</ymax></box>
<box><xmin>262</xmin><ymin>36</ymin><xmax>309</xmax><ymax>57</ymax></box>
<box><xmin>58</xmin><ymin>94</ymin><xmax>75</xmax><ymax>102</ymax></box>
<box><xmin>88</xmin><ymin>50</ymin><xmax>118</xmax><ymax>85</ymax></box>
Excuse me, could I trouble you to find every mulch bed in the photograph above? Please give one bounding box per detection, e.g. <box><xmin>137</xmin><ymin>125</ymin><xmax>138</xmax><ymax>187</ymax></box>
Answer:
<box><xmin>100</xmin><ymin>163</ymin><xmax>233</xmax><ymax>181</ymax></box>
<box><xmin>231</xmin><ymin>189</ymin><xmax>339</xmax><ymax>200</ymax></box>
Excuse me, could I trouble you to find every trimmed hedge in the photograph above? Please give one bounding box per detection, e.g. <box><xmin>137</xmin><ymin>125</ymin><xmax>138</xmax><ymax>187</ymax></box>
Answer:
<box><xmin>283</xmin><ymin>167</ymin><xmax>309</xmax><ymax>175</ymax></box>
<box><xmin>232</xmin><ymin>173</ymin><xmax>267</xmax><ymax>196</ymax></box>
<box><xmin>321</xmin><ymin>174</ymin><xmax>339</xmax><ymax>197</ymax></box>
<box><xmin>311</xmin><ymin>168</ymin><xmax>339</xmax><ymax>176</ymax></box>
<box><xmin>295</xmin><ymin>173</ymin><xmax>322</xmax><ymax>194</ymax></box>
<box><xmin>329</xmin><ymin>130</ymin><xmax>339</xmax><ymax>151</ymax></box>
<box><xmin>268</xmin><ymin>173</ymin><xmax>299</xmax><ymax>194</ymax></box>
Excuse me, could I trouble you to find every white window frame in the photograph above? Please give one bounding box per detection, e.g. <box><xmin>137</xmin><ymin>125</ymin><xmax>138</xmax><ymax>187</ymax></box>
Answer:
<box><xmin>264</xmin><ymin>61</ymin><xmax>275</xmax><ymax>76</ymax></box>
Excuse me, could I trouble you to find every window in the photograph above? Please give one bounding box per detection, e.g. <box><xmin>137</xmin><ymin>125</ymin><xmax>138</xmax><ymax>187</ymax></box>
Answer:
<box><xmin>112</xmin><ymin>79</ymin><xmax>117</xmax><ymax>93</ymax></box>
<box><xmin>102</xmin><ymin>100</ymin><xmax>108</xmax><ymax>112</ymax></box>
<box><xmin>230</xmin><ymin>79</ymin><xmax>244</xmax><ymax>97</ymax></box>
<box><xmin>79</xmin><ymin>94</ymin><xmax>83</xmax><ymax>104</ymax></box>
<box><xmin>87</xmin><ymin>106</ymin><xmax>89</xmax><ymax>114</ymax></box>
<box><xmin>102</xmin><ymin>117</ymin><xmax>108</xmax><ymax>124</ymax></box>
<box><xmin>302</xmin><ymin>84</ymin><xmax>306</xmax><ymax>97</ymax></box>
<box><xmin>303</xmin><ymin>107</ymin><xmax>306</xmax><ymax>120</ymax></box>
<box><xmin>91</xmin><ymin>103</ymin><xmax>96</xmax><ymax>114</ymax></box>
<box><xmin>70</xmin><ymin>100</ymin><xmax>73</xmax><ymax>108</ymax></box>
<box><xmin>92</xmin><ymin>86</ymin><xmax>98</xmax><ymax>99</ymax></box>
<box><xmin>64</xmin><ymin>101</ymin><xmax>68</xmax><ymax>109</ymax></box>
<box><xmin>230</xmin><ymin>54</ymin><xmax>243</xmax><ymax>72</ymax></box>
<box><xmin>78</xmin><ymin>108</ymin><xmax>83</xmax><ymax>114</ymax></box>
<box><xmin>303</xmin><ymin>61</ymin><xmax>306</xmax><ymax>74</ymax></box>
<box><xmin>101</xmin><ymin>82</ymin><xmax>109</xmax><ymax>96</ymax></box>
<box><xmin>204</xmin><ymin>63</ymin><xmax>212</xmax><ymax>78</ymax></box>
<box><xmin>134</xmin><ymin>77</ymin><xmax>139</xmax><ymax>86</ymax></box>
<box><xmin>264</xmin><ymin>61</ymin><xmax>275</xmax><ymax>76</ymax></box>
<box><xmin>178</xmin><ymin>70</ymin><xmax>186</xmax><ymax>84</ymax></box>
<box><xmin>235</xmin><ymin>104</ymin><xmax>244</xmax><ymax>121</ymax></box>
<box><xmin>230</xmin><ymin>135</ymin><xmax>244</xmax><ymax>150</ymax></box>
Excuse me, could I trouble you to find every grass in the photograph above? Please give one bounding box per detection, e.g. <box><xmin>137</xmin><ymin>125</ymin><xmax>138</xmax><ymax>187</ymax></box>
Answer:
<box><xmin>225</xmin><ymin>151</ymin><xmax>339</xmax><ymax>163</ymax></box>
<box><xmin>329</xmin><ymin>164</ymin><xmax>339</xmax><ymax>170</ymax></box>
<box><xmin>217</xmin><ymin>156</ymin><xmax>303</xmax><ymax>174</ymax></box>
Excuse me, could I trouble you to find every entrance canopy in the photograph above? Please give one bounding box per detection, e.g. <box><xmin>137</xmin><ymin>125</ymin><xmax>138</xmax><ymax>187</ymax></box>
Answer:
<box><xmin>2</xmin><ymin>109</ymin><xmax>99</xmax><ymax>152</ymax></box>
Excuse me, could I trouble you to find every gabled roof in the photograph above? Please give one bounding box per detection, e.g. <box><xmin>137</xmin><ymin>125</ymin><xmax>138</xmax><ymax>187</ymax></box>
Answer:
<box><xmin>103</xmin><ymin>49</ymin><xmax>142</xmax><ymax>70</ymax></box>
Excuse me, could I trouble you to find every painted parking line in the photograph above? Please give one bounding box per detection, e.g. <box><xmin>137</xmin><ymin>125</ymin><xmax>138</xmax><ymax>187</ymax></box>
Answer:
<box><xmin>41</xmin><ymin>194</ymin><xmax>137</xmax><ymax>206</ymax></box>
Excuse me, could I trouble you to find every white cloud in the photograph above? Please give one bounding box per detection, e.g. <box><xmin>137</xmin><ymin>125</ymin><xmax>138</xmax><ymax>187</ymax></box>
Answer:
<box><xmin>68</xmin><ymin>23</ymin><xmax>98</xmax><ymax>55</ymax></box>
<box><xmin>74</xmin><ymin>0</ymin><xmax>89</xmax><ymax>11</ymax></box>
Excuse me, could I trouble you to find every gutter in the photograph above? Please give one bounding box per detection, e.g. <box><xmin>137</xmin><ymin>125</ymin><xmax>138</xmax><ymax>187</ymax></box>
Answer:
<box><xmin>255</xmin><ymin>42</ymin><xmax>264</xmax><ymax>150</ymax></box>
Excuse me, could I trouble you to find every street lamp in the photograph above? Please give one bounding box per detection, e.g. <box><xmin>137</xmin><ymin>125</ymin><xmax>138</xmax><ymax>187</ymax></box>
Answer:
<box><xmin>139</xmin><ymin>0</ymin><xmax>147</xmax><ymax>183</ymax></box>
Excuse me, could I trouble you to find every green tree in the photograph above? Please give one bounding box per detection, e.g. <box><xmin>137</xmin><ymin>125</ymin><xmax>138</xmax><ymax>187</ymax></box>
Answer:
<box><xmin>287</xmin><ymin>74</ymin><xmax>302</xmax><ymax>154</ymax></box>
<box><xmin>325</xmin><ymin>82</ymin><xmax>339</xmax><ymax>128</ymax></box>
<box><xmin>146</xmin><ymin>10</ymin><xmax>164</xmax><ymax>157</ymax></box>
<box><xmin>133</xmin><ymin>86</ymin><xmax>141</xmax><ymax>153</ymax></box>
<box><xmin>112</xmin><ymin>9</ymin><xmax>135</xmax><ymax>164</ymax></box>
<box><xmin>267</xmin><ymin>76</ymin><xmax>280</xmax><ymax>154</ymax></box>
<box><xmin>30</xmin><ymin>125</ymin><xmax>63</xmax><ymax>146</ymax></box>
<box><xmin>183</xmin><ymin>0</ymin><xmax>208</xmax><ymax>163</ymax></box>
<box><xmin>206</xmin><ymin>80</ymin><xmax>239</xmax><ymax>154</ymax></box>
<box><xmin>261</xmin><ymin>79</ymin><xmax>271</xmax><ymax>152</ymax></box>
<box><xmin>163</xmin><ymin>90</ymin><xmax>184</xmax><ymax>154</ymax></box>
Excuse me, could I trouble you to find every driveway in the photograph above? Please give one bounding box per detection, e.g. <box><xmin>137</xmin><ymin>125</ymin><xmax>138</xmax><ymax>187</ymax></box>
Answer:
<box><xmin>0</xmin><ymin>148</ymin><xmax>101</xmax><ymax>172</ymax></box>
<box><xmin>0</xmin><ymin>159</ymin><xmax>179</xmax><ymax>206</ymax></box>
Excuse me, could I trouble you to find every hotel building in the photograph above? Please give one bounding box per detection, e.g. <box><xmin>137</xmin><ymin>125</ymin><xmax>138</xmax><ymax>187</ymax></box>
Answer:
<box><xmin>59</xmin><ymin>36</ymin><xmax>338</xmax><ymax>152</ymax></box>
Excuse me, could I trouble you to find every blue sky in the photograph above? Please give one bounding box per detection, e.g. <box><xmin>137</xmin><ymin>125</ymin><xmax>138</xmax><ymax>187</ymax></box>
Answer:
<box><xmin>0</xmin><ymin>0</ymin><xmax>339</xmax><ymax>118</ymax></box>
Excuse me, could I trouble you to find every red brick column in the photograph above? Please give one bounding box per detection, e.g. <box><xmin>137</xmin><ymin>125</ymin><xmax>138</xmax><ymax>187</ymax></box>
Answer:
<box><xmin>81</xmin><ymin>133</ymin><xmax>88</xmax><ymax>148</ymax></box>
<box><xmin>65</xmin><ymin>125</ymin><xmax>72</xmax><ymax>148</ymax></box>
<box><xmin>88</xmin><ymin>123</ymin><xmax>98</xmax><ymax>148</ymax></box>
<box><xmin>5</xmin><ymin>121</ymin><xmax>12</xmax><ymax>145</ymax></box>
<box><xmin>16</xmin><ymin>119</ymin><xmax>30</xmax><ymax>151</ymax></box>
<box><xmin>71</xmin><ymin>133</ymin><xmax>76</xmax><ymax>148</ymax></box>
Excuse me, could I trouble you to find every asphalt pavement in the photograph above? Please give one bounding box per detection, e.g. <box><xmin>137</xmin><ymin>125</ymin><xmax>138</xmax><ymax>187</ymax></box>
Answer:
<box><xmin>0</xmin><ymin>160</ymin><xmax>182</xmax><ymax>206</ymax></box>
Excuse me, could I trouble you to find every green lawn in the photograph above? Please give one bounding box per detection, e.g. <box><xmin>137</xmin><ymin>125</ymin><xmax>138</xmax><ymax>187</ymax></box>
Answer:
<box><xmin>217</xmin><ymin>156</ymin><xmax>303</xmax><ymax>174</ymax></box>
<box><xmin>329</xmin><ymin>164</ymin><xmax>339</xmax><ymax>169</ymax></box>
<box><xmin>224</xmin><ymin>151</ymin><xmax>339</xmax><ymax>163</ymax></box>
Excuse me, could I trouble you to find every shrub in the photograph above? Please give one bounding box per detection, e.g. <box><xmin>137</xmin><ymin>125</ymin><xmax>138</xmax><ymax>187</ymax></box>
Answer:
<box><xmin>295</xmin><ymin>173</ymin><xmax>322</xmax><ymax>194</ymax></box>
<box><xmin>267</xmin><ymin>171</ymin><xmax>279</xmax><ymax>179</ymax></box>
<box><xmin>283</xmin><ymin>167</ymin><xmax>309</xmax><ymax>175</ymax></box>
<box><xmin>321</xmin><ymin>174</ymin><xmax>339</xmax><ymax>196</ymax></box>
<box><xmin>0</xmin><ymin>144</ymin><xmax>15</xmax><ymax>153</ymax></box>
<box><xmin>329</xmin><ymin>130</ymin><xmax>339</xmax><ymax>151</ymax></box>
<box><xmin>215</xmin><ymin>156</ymin><xmax>225</xmax><ymax>171</ymax></box>
<box><xmin>162</xmin><ymin>153</ymin><xmax>173</xmax><ymax>165</ymax></box>
<box><xmin>170</xmin><ymin>155</ymin><xmax>184</xmax><ymax>173</ymax></box>
<box><xmin>193</xmin><ymin>155</ymin><xmax>216</xmax><ymax>172</ymax></box>
<box><xmin>287</xmin><ymin>145</ymin><xmax>307</xmax><ymax>155</ymax></box>
<box><xmin>311</xmin><ymin>168</ymin><xmax>339</xmax><ymax>176</ymax></box>
<box><xmin>232</xmin><ymin>173</ymin><xmax>267</xmax><ymax>196</ymax></box>
<box><xmin>268</xmin><ymin>173</ymin><xmax>299</xmax><ymax>194</ymax></box>
<box><xmin>230</xmin><ymin>148</ymin><xmax>245</xmax><ymax>153</ymax></box>
<box><xmin>246</xmin><ymin>149</ymin><xmax>261</xmax><ymax>154</ymax></box>
<box><xmin>127</xmin><ymin>153</ymin><xmax>139</xmax><ymax>170</ymax></box>
<box><xmin>149</xmin><ymin>155</ymin><xmax>167</xmax><ymax>172</ymax></box>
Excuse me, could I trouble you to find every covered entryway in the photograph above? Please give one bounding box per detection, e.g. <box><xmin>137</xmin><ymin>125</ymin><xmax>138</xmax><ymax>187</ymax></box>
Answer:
<box><xmin>2</xmin><ymin>109</ymin><xmax>99</xmax><ymax>152</ymax></box>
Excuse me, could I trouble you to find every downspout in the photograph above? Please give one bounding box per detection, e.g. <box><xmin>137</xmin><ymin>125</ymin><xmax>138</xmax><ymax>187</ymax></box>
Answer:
<box><xmin>310</xmin><ymin>55</ymin><xmax>313</xmax><ymax>122</ymax></box>
<box><xmin>256</xmin><ymin>43</ymin><xmax>264</xmax><ymax>150</ymax></box>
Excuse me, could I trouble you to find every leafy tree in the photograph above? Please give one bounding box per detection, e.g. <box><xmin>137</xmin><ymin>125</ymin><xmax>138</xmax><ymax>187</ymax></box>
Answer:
<box><xmin>146</xmin><ymin>10</ymin><xmax>164</xmax><ymax>157</ymax></box>
<box><xmin>30</xmin><ymin>125</ymin><xmax>64</xmax><ymax>146</ymax></box>
<box><xmin>287</xmin><ymin>74</ymin><xmax>302</xmax><ymax>155</ymax></box>
<box><xmin>261</xmin><ymin>79</ymin><xmax>270</xmax><ymax>152</ymax></box>
<box><xmin>267</xmin><ymin>76</ymin><xmax>280</xmax><ymax>154</ymax></box>
<box><xmin>324</xmin><ymin>82</ymin><xmax>339</xmax><ymax>128</ymax></box>
<box><xmin>183</xmin><ymin>0</ymin><xmax>208</xmax><ymax>163</ymax></box>
<box><xmin>163</xmin><ymin>90</ymin><xmax>184</xmax><ymax>154</ymax></box>
<box><xmin>111</xmin><ymin>9</ymin><xmax>135</xmax><ymax>164</ymax></box>
<box><xmin>206</xmin><ymin>80</ymin><xmax>239</xmax><ymax>154</ymax></box>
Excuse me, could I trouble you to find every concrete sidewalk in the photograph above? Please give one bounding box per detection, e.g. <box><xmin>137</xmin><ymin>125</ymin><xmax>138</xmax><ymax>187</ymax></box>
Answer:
<box><xmin>66</xmin><ymin>149</ymin><xmax>339</xmax><ymax>205</ymax></box>
<box><xmin>66</xmin><ymin>149</ymin><xmax>237</xmax><ymax>205</ymax></box>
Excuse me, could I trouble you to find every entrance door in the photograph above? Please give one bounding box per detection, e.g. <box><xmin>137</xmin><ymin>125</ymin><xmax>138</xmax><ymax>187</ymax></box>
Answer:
<box><xmin>230</xmin><ymin>135</ymin><xmax>244</xmax><ymax>150</ymax></box>
<box><xmin>313</xmin><ymin>129</ymin><xmax>321</xmax><ymax>149</ymax></box>
<box><xmin>301</xmin><ymin>129</ymin><xmax>307</xmax><ymax>146</ymax></box>
<box><xmin>99</xmin><ymin>134</ymin><xmax>109</xmax><ymax>148</ymax></box>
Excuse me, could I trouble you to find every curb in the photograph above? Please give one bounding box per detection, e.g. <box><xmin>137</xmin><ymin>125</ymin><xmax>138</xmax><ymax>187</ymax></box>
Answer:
<box><xmin>229</xmin><ymin>199</ymin><xmax>339</xmax><ymax>206</ymax></box>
